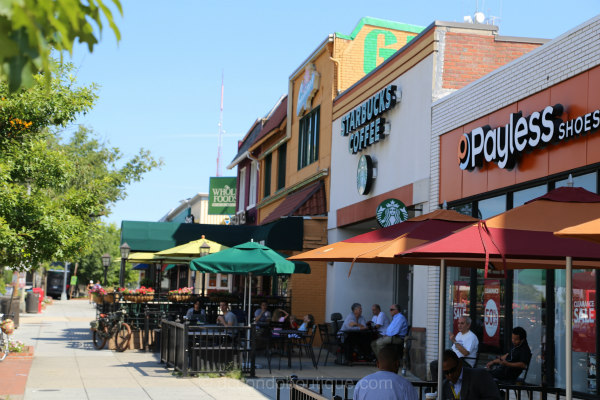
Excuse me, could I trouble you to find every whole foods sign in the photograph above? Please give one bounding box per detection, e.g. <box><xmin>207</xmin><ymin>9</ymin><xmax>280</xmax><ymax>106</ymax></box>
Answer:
<box><xmin>458</xmin><ymin>104</ymin><xmax>600</xmax><ymax>170</ymax></box>
<box><xmin>341</xmin><ymin>84</ymin><xmax>399</xmax><ymax>154</ymax></box>
<box><xmin>208</xmin><ymin>177</ymin><xmax>237</xmax><ymax>215</ymax></box>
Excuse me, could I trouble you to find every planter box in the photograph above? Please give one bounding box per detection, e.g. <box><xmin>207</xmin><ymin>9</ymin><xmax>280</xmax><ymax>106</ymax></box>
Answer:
<box><xmin>6</xmin><ymin>345</ymin><xmax>34</xmax><ymax>360</ymax></box>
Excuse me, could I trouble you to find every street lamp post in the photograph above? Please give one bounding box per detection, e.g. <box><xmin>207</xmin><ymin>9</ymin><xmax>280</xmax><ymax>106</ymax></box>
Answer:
<box><xmin>119</xmin><ymin>242</ymin><xmax>130</xmax><ymax>288</ymax></box>
<box><xmin>101</xmin><ymin>253</ymin><xmax>111</xmax><ymax>286</ymax></box>
<box><xmin>200</xmin><ymin>241</ymin><xmax>210</xmax><ymax>296</ymax></box>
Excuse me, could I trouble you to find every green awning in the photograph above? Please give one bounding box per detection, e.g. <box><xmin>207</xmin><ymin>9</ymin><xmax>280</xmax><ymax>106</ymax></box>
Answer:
<box><xmin>190</xmin><ymin>241</ymin><xmax>309</xmax><ymax>276</ymax></box>
<box><xmin>120</xmin><ymin>217</ymin><xmax>303</xmax><ymax>252</ymax></box>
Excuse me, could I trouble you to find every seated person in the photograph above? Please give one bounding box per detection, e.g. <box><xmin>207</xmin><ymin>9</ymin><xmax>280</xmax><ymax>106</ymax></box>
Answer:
<box><xmin>430</xmin><ymin>316</ymin><xmax>479</xmax><ymax>379</ymax></box>
<box><xmin>216</xmin><ymin>301</ymin><xmax>238</xmax><ymax>326</ymax></box>
<box><xmin>289</xmin><ymin>314</ymin><xmax>300</xmax><ymax>329</ymax></box>
<box><xmin>185</xmin><ymin>300</ymin><xmax>206</xmax><ymax>324</ymax></box>
<box><xmin>369</xmin><ymin>304</ymin><xmax>390</xmax><ymax>336</ymax></box>
<box><xmin>271</xmin><ymin>308</ymin><xmax>289</xmax><ymax>336</ymax></box>
<box><xmin>288</xmin><ymin>314</ymin><xmax>315</xmax><ymax>338</ymax></box>
<box><xmin>486</xmin><ymin>326</ymin><xmax>532</xmax><ymax>382</ymax></box>
<box><xmin>370</xmin><ymin>304</ymin><xmax>407</xmax><ymax>361</ymax></box>
<box><xmin>254</xmin><ymin>301</ymin><xmax>272</xmax><ymax>323</ymax></box>
<box><xmin>340</xmin><ymin>303</ymin><xmax>372</xmax><ymax>362</ymax></box>
<box><xmin>442</xmin><ymin>349</ymin><xmax>501</xmax><ymax>400</ymax></box>
<box><xmin>354</xmin><ymin>345</ymin><xmax>418</xmax><ymax>400</ymax></box>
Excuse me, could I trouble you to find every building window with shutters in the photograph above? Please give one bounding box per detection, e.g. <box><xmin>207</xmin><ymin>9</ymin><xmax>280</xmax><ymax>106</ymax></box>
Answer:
<box><xmin>277</xmin><ymin>143</ymin><xmax>286</xmax><ymax>190</ymax></box>
<box><xmin>264</xmin><ymin>153</ymin><xmax>272</xmax><ymax>198</ymax></box>
<box><xmin>297</xmin><ymin>107</ymin><xmax>319</xmax><ymax>170</ymax></box>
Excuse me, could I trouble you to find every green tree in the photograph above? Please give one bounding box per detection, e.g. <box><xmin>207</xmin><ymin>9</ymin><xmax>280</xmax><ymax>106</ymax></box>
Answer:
<box><xmin>0</xmin><ymin>0</ymin><xmax>122</xmax><ymax>91</ymax></box>
<box><xmin>0</xmin><ymin>65</ymin><xmax>160</xmax><ymax>270</ymax></box>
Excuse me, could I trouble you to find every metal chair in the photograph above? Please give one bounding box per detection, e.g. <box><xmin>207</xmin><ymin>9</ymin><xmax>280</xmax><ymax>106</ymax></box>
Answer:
<box><xmin>288</xmin><ymin>326</ymin><xmax>318</xmax><ymax>370</ymax></box>
<box><xmin>317</xmin><ymin>323</ymin><xmax>341</xmax><ymax>366</ymax></box>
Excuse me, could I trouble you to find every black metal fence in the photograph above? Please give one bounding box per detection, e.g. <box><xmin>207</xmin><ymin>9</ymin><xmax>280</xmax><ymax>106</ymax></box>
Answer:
<box><xmin>160</xmin><ymin>319</ymin><xmax>256</xmax><ymax>376</ymax></box>
<box><xmin>274</xmin><ymin>377</ymin><xmax>582</xmax><ymax>400</ymax></box>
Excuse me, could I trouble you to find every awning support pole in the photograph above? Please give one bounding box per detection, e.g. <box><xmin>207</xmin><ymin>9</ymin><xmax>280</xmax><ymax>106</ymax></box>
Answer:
<box><xmin>566</xmin><ymin>256</ymin><xmax>572</xmax><ymax>400</ymax></box>
<box><xmin>437</xmin><ymin>259</ymin><xmax>446</xmax><ymax>400</ymax></box>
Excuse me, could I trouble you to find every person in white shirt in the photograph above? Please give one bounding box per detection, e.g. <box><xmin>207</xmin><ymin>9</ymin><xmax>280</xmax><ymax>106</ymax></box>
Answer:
<box><xmin>430</xmin><ymin>315</ymin><xmax>479</xmax><ymax>379</ymax></box>
<box><xmin>369</xmin><ymin>304</ymin><xmax>390</xmax><ymax>336</ymax></box>
<box><xmin>354</xmin><ymin>344</ymin><xmax>418</xmax><ymax>400</ymax></box>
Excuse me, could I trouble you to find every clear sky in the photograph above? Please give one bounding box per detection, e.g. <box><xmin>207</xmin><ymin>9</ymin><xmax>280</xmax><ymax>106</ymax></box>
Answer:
<box><xmin>68</xmin><ymin>0</ymin><xmax>600</xmax><ymax>226</ymax></box>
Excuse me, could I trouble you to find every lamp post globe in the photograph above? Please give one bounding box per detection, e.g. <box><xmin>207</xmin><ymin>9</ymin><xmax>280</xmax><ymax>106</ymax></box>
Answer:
<box><xmin>119</xmin><ymin>242</ymin><xmax>130</xmax><ymax>288</ymax></box>
<box><xmin>101</xmin><ymin>253</ymin><xmax>111</xmax><ymax>286</ymax></box>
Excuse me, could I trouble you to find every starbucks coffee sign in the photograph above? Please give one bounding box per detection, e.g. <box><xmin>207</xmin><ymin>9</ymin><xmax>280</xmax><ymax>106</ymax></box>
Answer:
<box><xmin>341</xmin><ymin>84</ymin><xmax>399</xmax><ymax>154</ymax></box>
<box><xmin>376</xmin><ymin>199</ymin><xmax>408</xmax><ymax>227</ymax></box>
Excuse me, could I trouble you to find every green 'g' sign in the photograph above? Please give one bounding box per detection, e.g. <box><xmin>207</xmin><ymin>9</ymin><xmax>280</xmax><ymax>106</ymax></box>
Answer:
<box><xmin>208</xmin><ymin>177</ymin><xmax>237</xmax><ymax>215</ymax></box>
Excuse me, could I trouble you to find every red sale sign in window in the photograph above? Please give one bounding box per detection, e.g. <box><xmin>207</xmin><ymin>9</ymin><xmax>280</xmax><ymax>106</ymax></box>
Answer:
<box><xmin>483</xmin><ymin>279</ymin><xmax>501</xmax><ymax>346</ymax></box>
<box><xmin>573</xmin><ymin>271</ymin><xmax>596</xmax><ymax>353</ymax></box>
<box><xmin>453</xmin><ymin>281</ymin><xmax>470</xmax><ymax>333</ymax></box>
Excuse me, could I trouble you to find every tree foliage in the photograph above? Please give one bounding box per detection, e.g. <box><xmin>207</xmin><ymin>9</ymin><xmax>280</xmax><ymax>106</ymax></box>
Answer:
<box><xmin>0</xmin><ymin>0</ymin><xmax>122</xmax><ymax>92</ymax></box>
<box><xmin>0</xmin><ymin>65</ymin><xmax>160</xmax><ymax>270</ymax></box>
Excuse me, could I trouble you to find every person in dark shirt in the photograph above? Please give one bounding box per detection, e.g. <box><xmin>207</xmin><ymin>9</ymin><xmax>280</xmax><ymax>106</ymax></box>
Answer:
<box><xmin>486</xmin><ymin>326</ymin><xmax>532</xmax><ymax>381</ymax></box>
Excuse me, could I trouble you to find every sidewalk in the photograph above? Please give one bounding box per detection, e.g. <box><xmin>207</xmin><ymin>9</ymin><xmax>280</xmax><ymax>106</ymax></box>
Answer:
<box><xmin>3</xmin><ymin>299</ymin><xmax>268</xmax><ymax>400</ymax></box>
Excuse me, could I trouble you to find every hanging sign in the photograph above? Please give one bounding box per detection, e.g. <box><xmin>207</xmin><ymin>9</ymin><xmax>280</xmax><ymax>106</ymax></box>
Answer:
<box><xmin>573</xmin><ymin>271</ymin><xmax>596</xmax><ymax>353</ymax></box>
<box><xmin>453</xmin><ymin>281</ymin><xmax>470</xmax><ymax>334</ymax></box>
<box><xmin>297</xmin><ymin>64</ymin><xmax>320</xmax><ymax>116</ymax></box>
<box><xmin>208</xmin><ymin>177</ymin><xmax>237</xmax><ymax>215</ymax></box>
<box><xmin>376</xmin><ymin>199</ymin><xmax>408</xmax><ymax>227</ymax></box>
<box><xmin>483</xmin><ymin>279</ymin><xmax>501</xmax><ymax>346</ymax></box>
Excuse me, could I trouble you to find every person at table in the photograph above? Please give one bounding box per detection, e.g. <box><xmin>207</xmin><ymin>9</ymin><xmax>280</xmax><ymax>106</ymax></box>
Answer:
<box><xmin>185</xmin><ymin>300</ymin><xmax>206</xmax><ymax>324</ymax></box>
<box><xmin>254</xmin><ymin>301</ymin><xmax>272</xmax><ymax>323</ymax></box>
<box><xmin>442</xmin><ymin>349</ymin><xmax>501</xmax><ymax>400</ymax></box>
<box><xmin>216</xmin><ymin>301</ymin><xmax>238</xmax><ymax>326</ymax></box>
<box><xmin>430</xmin><ymin>315</ymin><xmax>479</xmax><ymax>379</ymax></box>
<box><xmin>354</xmin><ymin>344</ymin><xmax>418</xmax><ymax>400</ymax></box>
<box><xmin>288</xmin><ymin>314</ymin><xmax>315</xmax><ymax>338</ymax></box>
<box><xmin>340</xmin><ymin>303</ymin><xmax>372</xmax><ymax>363</ymax></box>
<box><xmin>370</xmin><ymin>304</ymin><xmax>408</xmax><ymax>360</ymax></box>
<box><xmin>368</xmin><ymin>304</ymin><xmax>390</xmax><ymax>337</ymax></box>
<box><xmin>485</xmin><ymin>326</ymin><xmax>532</xmax><ymax>382</ymax></box>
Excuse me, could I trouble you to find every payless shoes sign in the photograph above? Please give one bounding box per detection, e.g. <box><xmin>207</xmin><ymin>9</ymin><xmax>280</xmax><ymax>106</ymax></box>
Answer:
<box><xmin>458</xmin><ymin>104</ymin><xmax>600</xmax><ymax>170</ymax></box>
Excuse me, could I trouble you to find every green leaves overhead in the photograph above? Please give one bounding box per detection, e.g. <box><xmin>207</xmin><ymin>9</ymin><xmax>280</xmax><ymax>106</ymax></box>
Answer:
<box><xmin>0</xmin><ymin>0</ymin><xmax>122</xmax><ymax>92</ymax></box>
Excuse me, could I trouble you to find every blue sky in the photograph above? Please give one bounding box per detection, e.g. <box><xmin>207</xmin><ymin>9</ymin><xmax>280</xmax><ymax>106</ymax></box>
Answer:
<box><xmin>68</xmin><ymin>0</ymin><xmax>600</xmax><ymax>226</ymax></box>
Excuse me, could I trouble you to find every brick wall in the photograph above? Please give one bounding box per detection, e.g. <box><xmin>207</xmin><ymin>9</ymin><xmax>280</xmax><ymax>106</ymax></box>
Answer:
<box><xmin>442</xmin><ymin>32</ymin><xmax>541</xmax><ymax>90</ymax></box>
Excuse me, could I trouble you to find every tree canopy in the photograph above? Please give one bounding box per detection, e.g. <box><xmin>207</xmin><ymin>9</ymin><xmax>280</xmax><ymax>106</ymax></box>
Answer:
<box><xmin>0</xmin><ymin>0</ymin><xmax>122</xmax><ymax>91</ymax></box>
<box><xmin>0</xmin><ymin>65</ymin><xmax>160</xmax><ymax>270</ymax></box>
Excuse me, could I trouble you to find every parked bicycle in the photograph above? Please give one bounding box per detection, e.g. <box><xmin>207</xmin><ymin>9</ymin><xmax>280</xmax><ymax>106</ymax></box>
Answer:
<box><xmin>90</xmin><ymin>308</ymin><xmax>131</xmax><ymax>351</ymax></box>
<box><xmin>0</xmin><ymin>313</ymin><xmax>14</xmax><ymax>361</ymax></box>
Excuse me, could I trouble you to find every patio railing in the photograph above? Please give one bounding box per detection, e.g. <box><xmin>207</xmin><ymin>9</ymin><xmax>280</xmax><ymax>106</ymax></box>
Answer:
<box><xmin>160</xmin><ymin>319</ymin><xmax>256</xmax><ymax>376</ymax></box>
<box><xmin>274</xmin><ymin>377</ymin><xmax>589</xmax><ymax>400</ymax></box>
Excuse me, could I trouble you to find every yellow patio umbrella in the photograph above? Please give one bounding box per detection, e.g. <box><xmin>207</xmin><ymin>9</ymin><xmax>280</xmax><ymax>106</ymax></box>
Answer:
<box><xmin>554</xmin><ymin>217</ymin><xmax>600</xmax><ymax>244</ymax></box>
<box><xmin>154</xmin><ymin>235</ymin><xmax>228</xmax><ymax>261</ymax></box>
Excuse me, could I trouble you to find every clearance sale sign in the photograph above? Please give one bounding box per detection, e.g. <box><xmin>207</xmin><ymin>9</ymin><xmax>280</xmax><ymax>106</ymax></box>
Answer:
<box><xmin>484</xmin><ymin>280</ymin><xmax>501</xmax><ymax>347</ymax></box>
<box><xmin>573</xmin><ymin>271</ymin><xmax>596</xmax><ymax>353</ymax></box>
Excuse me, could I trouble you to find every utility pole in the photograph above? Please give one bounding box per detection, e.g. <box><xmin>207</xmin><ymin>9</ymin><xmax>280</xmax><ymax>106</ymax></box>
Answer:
<box><xmin>216</xmin><ymin>71</ymin><xmax>224</xmax><ymax>177</ymax></box>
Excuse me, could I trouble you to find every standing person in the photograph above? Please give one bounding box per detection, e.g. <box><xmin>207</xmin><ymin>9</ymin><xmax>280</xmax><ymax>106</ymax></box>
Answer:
<box><xmin>486</xmin><ymin>326</ymin><xmax>532</xmax><ymax>381</ymax></box>
<box><xmin>370</xmin><ymin>304</ymin><xmax>390</xmax><ymax>336</ymax></box>
<box><xmin>216</xmin><ymin>301</ymin><xmax>238</xmax><ymax>326</ymax></box>
<box><xmin>354</xmin><ymin>345</ymin><xmax>418</xmax><ymax>400</ymax></box>
<box><xmin>87</xmin><ymin>280</ymin><xmax>94</xmax><ymax>304</ymax></box>
<box><xmin>371</xmin><ymin>304</ymin><xmax>408</xmax><ymax>359</ymax></box>
<box><xmin>442</xmin><ymin>349</ymin><xmax>500</xmax><ymax>400</ymax></box>
<box><xmin>430</xmin><ymin>316</ymin><xmax>479</xmax><ymax>379</ymax></box>
<box><xmin>254</xmin><ymin>301</ymin><xmax>272</xmax><ymax>323</ymax></box>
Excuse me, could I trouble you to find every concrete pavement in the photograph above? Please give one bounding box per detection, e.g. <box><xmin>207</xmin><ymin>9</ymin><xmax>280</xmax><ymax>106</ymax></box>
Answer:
<box><xmin>6</xmin><ymin>299</ymin><xmax>268</xmax><ymax>400</ymax></box>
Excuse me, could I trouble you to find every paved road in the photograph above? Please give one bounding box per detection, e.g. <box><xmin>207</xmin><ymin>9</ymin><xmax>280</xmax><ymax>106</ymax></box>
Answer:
<box><xmin>12</xmin><ymin>299</ymin><xmax>267</xmax><ymax>400</ymax></box>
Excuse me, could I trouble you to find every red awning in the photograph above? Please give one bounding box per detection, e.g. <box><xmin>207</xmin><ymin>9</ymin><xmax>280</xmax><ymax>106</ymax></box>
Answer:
<box><xmin>262</xmin><ymin>181</ymin><xmax>326</xmax><ymax>224</ymax></box>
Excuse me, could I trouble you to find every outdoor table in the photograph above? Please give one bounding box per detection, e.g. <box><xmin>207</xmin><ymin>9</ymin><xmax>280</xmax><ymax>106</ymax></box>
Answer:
<box><xmin>338</xmin><ymin>328</ymin><xmax>378</xmax><ymax>365</ymax></box>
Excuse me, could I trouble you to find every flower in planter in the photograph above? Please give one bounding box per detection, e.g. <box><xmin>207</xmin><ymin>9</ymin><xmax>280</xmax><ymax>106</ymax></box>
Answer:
<box><xmin>8</xmin><ymin>339</ymin><xmax>26</xmax><ymax>353</ymax></box>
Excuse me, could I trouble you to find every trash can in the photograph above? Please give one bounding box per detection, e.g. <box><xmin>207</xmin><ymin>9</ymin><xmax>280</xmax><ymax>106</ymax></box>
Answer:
<box><xmin>0</xmin><ymin>296</ymin><xmax>20</xmax><ymax>327</ymax></box>
<box><xmin>32</xmin><ymin>288</ymin><xmax>44</xmax><ymax>313</ymax></box>
<box><xmin>26</xmin><ymin>291</ymin><xmax>39</xmax><ymax>313</ymax></box>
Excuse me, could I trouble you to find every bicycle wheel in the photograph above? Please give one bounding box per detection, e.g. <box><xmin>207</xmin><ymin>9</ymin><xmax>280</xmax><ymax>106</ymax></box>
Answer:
<box><xmin>92</xmin><ymin>326</ymin><xmax>108</xmax><ymax>350</ymax></box>
<box><xmin>0</xmin><ymin>331</ymin><xmax>9</xmax><ymax>361</ymax></box>
<box><xmin>114</xmin><ymin>323</ymin><xmax>131</xmax><ymax>352</ymax></box>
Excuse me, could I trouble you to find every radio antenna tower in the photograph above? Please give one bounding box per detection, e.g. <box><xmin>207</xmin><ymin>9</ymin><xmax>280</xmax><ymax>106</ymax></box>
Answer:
<box><xmin>216</xmin><ymin>71</ymin><xmax>224</xmax><ymax>177</ymax></box>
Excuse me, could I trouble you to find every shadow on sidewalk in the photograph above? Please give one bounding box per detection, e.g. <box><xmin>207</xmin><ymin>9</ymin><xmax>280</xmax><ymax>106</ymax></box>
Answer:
<box><xmin>32</xmin><ymin>327</ymin><xmax>99</xmax><ymax>351</ymax></box>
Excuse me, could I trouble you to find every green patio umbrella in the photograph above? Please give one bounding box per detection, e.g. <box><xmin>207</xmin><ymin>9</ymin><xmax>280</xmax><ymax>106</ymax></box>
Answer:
<box><xmin>190</xmin><ymin>241</ymin><xmax>310</xmax><ymax>324</ymax></box>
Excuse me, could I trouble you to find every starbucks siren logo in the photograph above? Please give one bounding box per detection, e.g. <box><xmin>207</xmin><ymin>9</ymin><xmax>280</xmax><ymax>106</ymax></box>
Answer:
<box><xmin>376</xmin><ymin>199</ymin><xmax>408</xmax><ymax>227</ymax></box>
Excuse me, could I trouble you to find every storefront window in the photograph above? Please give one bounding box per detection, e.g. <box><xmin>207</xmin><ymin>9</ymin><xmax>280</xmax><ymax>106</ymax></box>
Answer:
<box><xmin>446</xmin><ymin>267</ymin><xmax>473</xmax><ymax>350</ymax></box>
<box><xmin>555</xmin><ymin>172</ymin><xmax>598</xmax><ymax>193</ymax></box>
<box><xmin>513</xmin><ymin>184</ymin><xmax>547</xmax><ymax>207</ymax></box>
<box><xmin>555</xmin><ymin>269</ymin><xmax>597</xmax><ymax>393</ymax></box>
<box><xmin>477</xmin><ymin>195</ymin><xmax>506</xmax><ymax>219</ymax></box>
<box><xmin>451</xmin><ymin>203</ymin><xmax>473</xmax><ymax>217</ymax></box>
<box><xmin>476</xmin><ymin>275</ymin><xmax>506</xmax><ymax>357</ymax></box>
<box><xmin>513</xmin><ymin>269</ymin><xmax>546</xmax><ymax>385</ymax></box>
